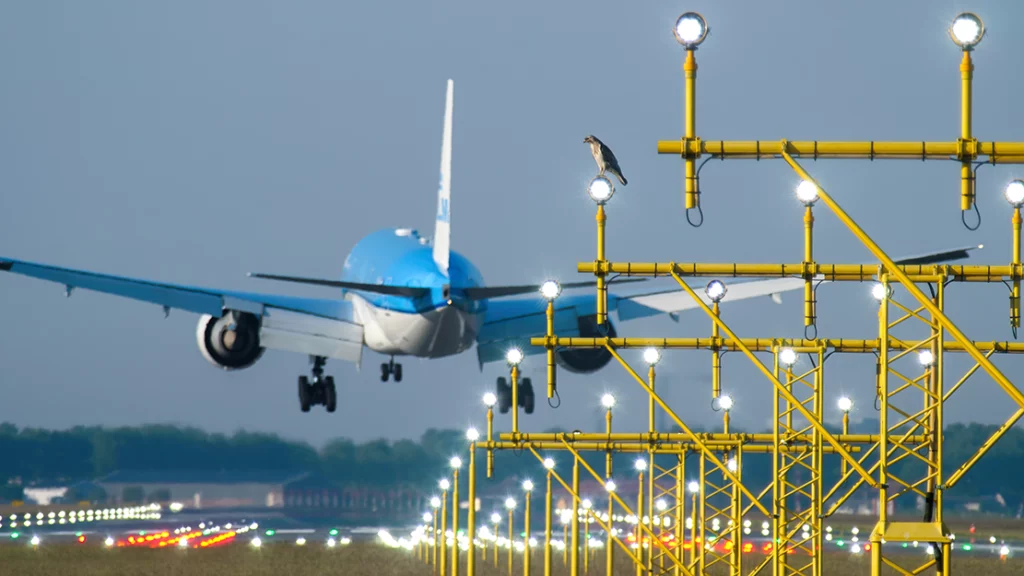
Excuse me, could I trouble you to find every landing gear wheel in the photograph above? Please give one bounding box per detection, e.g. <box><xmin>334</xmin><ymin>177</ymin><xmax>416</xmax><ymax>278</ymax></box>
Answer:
<box><xmin>380</xmin><ymin>363</ymin><xmax>390</xmax><ymax>382</ymax></box>
<box><xmin>324</xmin><ymin>376</ymin><xmax>337</xmax><ymax>413</ymax></box>
<box><xmin>496</xmin><ymin>377</ymin><xmax>512</xmax><ymax>414</ymax></box>
<box><xmin>393</xmin><ymin>363</ymin><xmax>403</xmax><ymax>382</ymax></box>
<box><xmin>521</xmin><ymin>377</ymin><xmax>535</xmax><ymax>415</ymax></box>
<box><xmin>298</xmin><ymin>376</ymin><xmax>312</xmax><ymax>412</ymax></box>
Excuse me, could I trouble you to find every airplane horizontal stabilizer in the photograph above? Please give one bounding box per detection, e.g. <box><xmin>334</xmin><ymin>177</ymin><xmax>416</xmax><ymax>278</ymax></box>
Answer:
<box><xmin>460</xmin><ymin>278</ymin><xmax>647</xmax><ymax>300</ymax></box>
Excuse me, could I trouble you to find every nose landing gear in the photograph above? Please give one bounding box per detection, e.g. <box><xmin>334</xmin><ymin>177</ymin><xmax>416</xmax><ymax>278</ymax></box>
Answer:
<box><xmin>495</xmin><ymin>376</ymin><xmax>534</xmax><ymax>415</ymax></box>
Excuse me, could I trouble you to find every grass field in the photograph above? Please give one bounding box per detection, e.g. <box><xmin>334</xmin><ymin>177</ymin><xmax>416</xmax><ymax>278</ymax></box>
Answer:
<box><xmin>0</xmin><ymin>542</ymin><xmax>1019</xmax><ymax>576</ymax></box>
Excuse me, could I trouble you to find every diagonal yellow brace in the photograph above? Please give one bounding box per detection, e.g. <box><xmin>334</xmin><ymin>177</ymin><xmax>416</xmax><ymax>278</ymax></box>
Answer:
<box><xmin>780</xmin><ymin>145</ymin><xmax>1024</xmax><ymax>411</ymax></box>
<box><xmin>667</xmin><ymin>268</ymin><xmax>877</xmax><ymax>486</ymax></box>
<box><xmin>603</xmin><ymin>344</ymin><xmax>773</xmax><ymax>515</ymax></box>
<box><xmin>946</xmin><ymin>408</ymin><xmax>1024</xmax><ymax>488</ymax></box>
<box><xmin>557</xmin><ymin>439</ymin><xmax>695</xmax><ymax>576</ymax></box>
<box><xmin>524</xmin><ymin>446</ymin><xmax>646</xmax><ymax>568</ymax></box>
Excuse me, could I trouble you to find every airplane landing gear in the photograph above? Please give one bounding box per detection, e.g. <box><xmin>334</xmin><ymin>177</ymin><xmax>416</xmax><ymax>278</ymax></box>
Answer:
<box><xmin>299</xmin><ymin>356</ymin><xmax>337</xmax><ymax>413</ymax></box>
<box><xmin>496</xmin><ymin>376</ymin><xmax>534</xmax><ymax>415</ymax></box>
<box><xmin>381</xmin><ymin>358</ymin><xmax>403</xmax><ymax>382</ymax></box>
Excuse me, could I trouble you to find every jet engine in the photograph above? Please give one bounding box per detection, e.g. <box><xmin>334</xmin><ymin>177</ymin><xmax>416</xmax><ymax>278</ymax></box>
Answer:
<box><xmin>554</xmin><ymin>314</ymin><xmax>617</xmax><ymax>373</ymax></box>
<box><xmin>196</xmin><ymin>310</ymin><xmax>265</xmax><ymax>370</ymax></box>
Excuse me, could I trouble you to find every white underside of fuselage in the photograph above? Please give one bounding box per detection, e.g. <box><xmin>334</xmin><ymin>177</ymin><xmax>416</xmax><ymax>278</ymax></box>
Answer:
<box><xmin>350</xmin><ymin>294</ymin><xmax>482</xmax><ymax>358</ymax></box>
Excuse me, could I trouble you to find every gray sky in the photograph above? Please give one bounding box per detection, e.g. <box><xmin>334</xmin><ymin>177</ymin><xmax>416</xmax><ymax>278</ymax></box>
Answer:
<box><xmin>2</xmin><ymin>0</ymin><xmax>1024</xmax><ymax>446</ymax></box>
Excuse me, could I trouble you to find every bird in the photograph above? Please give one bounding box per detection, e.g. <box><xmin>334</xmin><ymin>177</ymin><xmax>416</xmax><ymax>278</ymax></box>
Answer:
<box><xmin>584</xmin><ymin>135</ymin><xmax>627</xmax><ymax>185</ymax></box>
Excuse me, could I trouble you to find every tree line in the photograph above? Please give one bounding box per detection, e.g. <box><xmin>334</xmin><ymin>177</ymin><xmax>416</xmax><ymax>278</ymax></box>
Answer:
<box><xmin>1</xmin><ymin>420</ymin><xmax>1022</xmax><ymax>513</ymax></box>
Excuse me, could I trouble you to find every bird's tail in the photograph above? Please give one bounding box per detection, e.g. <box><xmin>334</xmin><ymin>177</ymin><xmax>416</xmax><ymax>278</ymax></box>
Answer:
<box><xmin>612</xmin><ymin>169</ymin><xmax>627</xmax><ymax>186</ymax></box>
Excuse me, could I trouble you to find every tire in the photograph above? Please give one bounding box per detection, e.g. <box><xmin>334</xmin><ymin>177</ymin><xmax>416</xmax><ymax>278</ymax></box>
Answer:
<box><xmin>522</xmin><ymin>377</ymin><xmax>535</xmax><ymax>415</ymax></box>
<box><xmin>324</xmin><ymin>376</ymin><xmax>337</xmax><ymax>413</ymax></box>
<box><xmin>393</xmin><ymin>364</ymin><xmax>403</xmax><ymax>382</ymax></box>
<box><xmin>497</xmin><ymin>377</ymin><xmax>511</xmax><ymax>414</ymax></box>
<box><xmin>298</xmin><ymin>376</ymin><xmax>311</xmax><ymax>412</ymax></box>
<box><xmin>380</xmin><ymin>363</ymin><xmax>389</xmax><ymax>382</ymax></box>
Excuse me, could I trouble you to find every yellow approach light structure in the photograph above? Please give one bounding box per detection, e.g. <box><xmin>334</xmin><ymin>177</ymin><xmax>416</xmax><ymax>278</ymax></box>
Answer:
<box><xmin>432</xmin><ymin>10</ymin><xmax>1024</xmax><ymax>576</ymax></box>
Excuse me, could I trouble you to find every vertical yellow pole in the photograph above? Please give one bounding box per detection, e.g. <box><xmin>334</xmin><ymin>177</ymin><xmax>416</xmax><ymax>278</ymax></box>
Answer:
<box><xmin>487</xmin><ymin>408</ymin><xmax>494</xmax><ymax>479</ymax></box>
<box><xmin>1012</xmin><ymin>208</ymin><xmax>1021</xmax><ymax>330</ymax></box>
<box><xmin>596</xmin><ymin>204</ymin><xmax>607</xmax><ymax>324</ymax></box>
<box><xmin>647</xmin><ymin>453</ymin><xmax>654</xmax><ymax>574</ymax></box>
<box><xmin>804</xmin><ymin>204</ymin><xmax>816</xmax><ymax>328</ymax></box>
<box><xmin>772</xmin><ymin>350</ymin><xmax>782</xmax><ymax>575</ymax></box>
<box><xmin>441</xmin><ymin>489</ymin><xmax>448</xmax><ymax>576</ymax></box>
<box><xmin>698</xmin><ymin>455</ymin><xmax>706</xmax><ymax>575</ymax></box>
<box><xmin>960</xmin><ymin>50</ymin><xmax>975</xmax><ymax>211</ymax></box>
<box><xmin>636</xmin><ymin>472</ymin><xmax>644</xmax><ymax>576</ymax></box>
<box><xmin>524</xmin><ymin>491</ymin><xmax>532</xmax><ymax>576</ymax></box>
<box><xmin>453</xmin><ymin>470</ymin><xmax>460</xmax><ymax>576</ymax></box>
<box><xmin>649</xmin><ymin>366</ymin><xmax>657</xmax><ymax>433</ymax></box>
<box><xmin>563</xmin><ymin>520</ymin><xmax>569</xmax><ymax>567</ymax></box>
<box><xmin>434</xmin><ymin>509</ymin><xmax>440</xmax><ymax>574</ymax></box>
<box><xmin>584</xmin><ymin>506</ymin><xmax>590</xmax><ymax>575</ymax></box>
<box><xmin>494</xmin><ymin>519</ymin><xmax>500</xmax><ymax>568</ymax></box>
<box><xmin>689</xmin><ymin>491</ymin><xmax>697</xmax><ymax>568</ymax></box>
<box><xmin>872</xmin><ymin>276</ymin><xmax>890</xmax><ymax>576</ymax></box>
<box><xmin>545</xmin><ymin>473</ymin><xmax>553</xmax><ymax>576</ymax></box>
<box><xmin>572</xmin><ymin>458</ymin><xmax>581</xmax><ymax>576</ymax></box>
<box><xmin>814</xmin><ymin>349</ymin><xmax>824</xmax><ymax>576</ymax></box>
<box><xmin>732</xmin><ymin>450</ymin><xmax>742</xmax><ymax>576</ymax></box>
<box><xmin>683</xmin><ymin>49</ymin><xmax>698</xmax><ymax>209</ymax></box>
<box><xmin>712</xmin><ymin>302</ymin><xmax>721</xmax><ymax>398</ymax></box>
<box><xmin>674</xmin><ymin>454</ymin><xmax>684</xmax><ymax>576</ymax></box>
<box><xmin>606</xmin><ymin>410</ymin><xmax>613</xmax><ymax>479</ymax></box>
<box><xmin>606</xmin><ymin>495</ymin><xmax>614</xmax><ymax>576</ymax></box>
<box><xmin>546</xmin><ymin>301</ymin><xmax>557</xmax><ymax>398</ymax></box>
<box><xmin>509</xmin><ymin>509</ymin><xmax>515</xmax><ymax>576</ymax></box>
<box><xmin>468</xmin><ymin>447</ymin><xmax>477</xmax><ymax>576</ymax></box>
<box><xmin>511</xmin><ymin>365</ymin><xmax>519</xmax><ymax>436</ymax></box>
<box><xmin>935</xmin><ymin>281</ymin><xmax>949</xmax><ymax>576</ymax></box>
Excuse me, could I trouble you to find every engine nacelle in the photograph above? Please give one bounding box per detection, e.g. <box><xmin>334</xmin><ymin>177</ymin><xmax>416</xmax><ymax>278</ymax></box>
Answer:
<box><xmin>554</xmin><ymin>314</ymin><xmax>617</xmax><ymax>374</ymax></box>
<box><xmin>196</xmin><ymin>311</ymin><xmax>265</xmax><ymax>370</ymax></box>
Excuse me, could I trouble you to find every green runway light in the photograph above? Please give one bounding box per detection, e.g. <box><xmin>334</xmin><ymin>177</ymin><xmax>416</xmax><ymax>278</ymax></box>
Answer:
<box><xmin>265</xmin><ymin>529</ymin><xmax>276</xmax><ymax>536</ymax></box>
<box><xmin>902</xmin><ymin>543</ymin><xmax>909</xmax><ymax>548</ymax></box>
<box><xmin>837</xmin><ymin>540</ymin><xmax>845</xmax><ymax>547</ymax></box>
<box><xmin>329</xmin><ymin>529</ymin><xmax>339</xmax><ymax>536</ymax></box>
<box><xmin>10</xmin><ymin>532</ymin><xmax>19</xmax><ymax>539</ymax></box>
<box><xmin>963</xmin><ymin>544</ymin><xmax>972</xmax><ymax>551</ymax></box>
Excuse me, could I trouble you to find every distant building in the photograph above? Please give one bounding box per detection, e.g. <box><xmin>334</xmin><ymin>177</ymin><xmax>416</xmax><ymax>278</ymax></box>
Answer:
<box><xmin>95</xmin><ymin>470</ymin><xmax>311</xmax><ymax>509</ymax></box>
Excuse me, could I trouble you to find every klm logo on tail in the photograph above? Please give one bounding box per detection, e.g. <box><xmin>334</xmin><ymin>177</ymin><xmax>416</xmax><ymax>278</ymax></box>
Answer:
<box><xmin>437</xmin><ymin>198</ymin><xmax>450</xmax><ymax>223</ymax></box>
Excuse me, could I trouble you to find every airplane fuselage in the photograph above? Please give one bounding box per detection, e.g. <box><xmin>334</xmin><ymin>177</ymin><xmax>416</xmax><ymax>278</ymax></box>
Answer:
<box><xmin>341</xmin><ymin>228</ymin><xmax>486</xmax><ymax>359</ymax></box>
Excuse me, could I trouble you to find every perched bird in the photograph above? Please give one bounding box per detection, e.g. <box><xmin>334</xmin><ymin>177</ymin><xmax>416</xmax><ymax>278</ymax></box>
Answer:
<box><xmin>584</xmin><ymin>135</ymin><xmax>627</xmax><ymax>185</ymax></box>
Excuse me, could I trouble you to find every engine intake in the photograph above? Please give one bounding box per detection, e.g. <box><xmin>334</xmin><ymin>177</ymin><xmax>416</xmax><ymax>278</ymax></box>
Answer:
<box><xmin>555</xmin><ymin>314</ymin><xmax>616</xmax><ymax>374</ymax></box>
<box><xmin>196</xmin><ymin>310</ymin><xmax>265</xmax><ymax>370</ymax></box>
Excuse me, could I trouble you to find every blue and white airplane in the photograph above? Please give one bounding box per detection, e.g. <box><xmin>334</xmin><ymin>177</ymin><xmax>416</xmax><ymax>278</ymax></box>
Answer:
<box><xmin>0</xmin><ymin>80</ymin><xmax>980</xmax><ymax>414</ymax></box>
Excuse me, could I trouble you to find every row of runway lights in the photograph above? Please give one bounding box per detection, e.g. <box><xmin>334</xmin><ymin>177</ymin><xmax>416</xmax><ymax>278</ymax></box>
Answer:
<box><xmin>2</xmin><ymin>503</ymin><xmax>161</xmax><ymax>529</ymax></box>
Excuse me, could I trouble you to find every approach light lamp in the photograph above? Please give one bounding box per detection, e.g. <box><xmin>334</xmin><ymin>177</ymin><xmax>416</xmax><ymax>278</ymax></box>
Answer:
<box><xmin>605</xmin><ymin>480</ymin><xmax>617</xmax><ymax>493</ymax></box>
<box><xmin>643</xmin><ymin>347</ymin><xmax>662</xmax><ymax>366</ymax></box>
<box><xmin>505</xmin><ymin>498</ymin><xmax>517</xmax><ymax>510</ymax></box>
<box><xmin>838</xmin><ymin>396</ymin><xmax>853</xmax><ymax>413</ymax></box>
<box><xmin>918</xmin><ymin>350</ymin><xmax>935</xmax><ymax>368</ymax></box>
<box><xmin>543</xmin><ymin>457</ymin><xmax>556</xmax><ymax>470</ymax></box>
<box><xmin>440</xmin><ymin>479</ymin><xmax>451</xmax><ymax>491</ymax></box>
<box><xmin>601</xmin><ymin>393</ymin><xmax>616</xmax><ymax>409</ymax></box>
<box><xmin>655</xmin><ymin>499</ymin><xmax>667</xmax><ymax>512</ymax></box>
<box><xmin>431</xmin><ymin>497</ymin><xmax>442</xmax><ymax>509</ymax></box>
<box><xmin>450</xmin><ymin>456</ymin><xmax>463</xmax><ymax>469</ymax></box>
<box><xmin>422</xmin><ymin>512</ymin><xmax>432</xmax><ymax>523</ymax></box>
<box><xmin>1005</xmin><ymin>180</ymin><xmax>1024</xmax><ymax>208</ymax></box>
<box><xmin>705</xmin><ymin>280</ymin><xmax>727</xmax><ymax>303</ymax></box>
<box><xmin>483</xmin><ymin>392</ymin><xmax>497</xmax><ymax>408</ymax></box>
<box><xmin>673</xmin><ymin>12</ymin><xmax>708</xmax><ymax>48</ymax></box>
<box><xmin>950</xmin><ymin>12</ymin><xmax>984</xmax><ymax>50</ymax></box>
<box><xmin>687</xmin><ymin>481</ymin><xmax>700</xmax><ymax>493</ymax></box>
<box><xmin>466</xmin><ymin>428</ymin><xmax>480</xmax><ymax>442</ymax></box>
<box><xmin>634</xmin><ymin>458</ymin><xmax>648</xmax><ymax>472</ymax></box>
<box><xmin>779</xmin><ymin>347</ymin><xmax>798</xmax><ymax>367</ymax></box>
<box><xmin>587</xmin><ymin>175</ymin><xmax>614</xmax><ymax>205</ymax></box>
<box><xmin>522</xmin><ymin>479</ymin><xmax>534</xmax><ymax>492</ymax></box>
<box><xmin>871</xmin><ymin>282</ymin><xmax>893</xmax><ymax>301</ymax></box>
<box><xmin>582</xmin><ymin>499</ymin><xmax>592</xmax><ymax>510</ymax></box>
<box><xmin>540</xmin><ymin>280</ymin><xmax>561</xmax><ymax>300</ymax></box>
<box><xmin>796</xmin><ymin>180</ymin><xmax>819</xmax><ymax>205</ymax></box>
<box><xmin>717</xmin><ymin>394</ymin><xmax>734</xmax><ymax>411</ymax></box>
<box><xmin>491</xmin><ymin>512</ymin><xmax>501</xmax><ymax>524</ymax></box>
<box><xmin>506</xmin><ymin>347</ymin><xmax>524</xmax><ymax>367</ymax></box>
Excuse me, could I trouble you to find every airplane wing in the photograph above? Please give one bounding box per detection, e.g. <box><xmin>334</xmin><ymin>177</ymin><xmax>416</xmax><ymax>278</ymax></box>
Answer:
<box><xmin>475</xmin><ymin>245</ymin><xmax>981</xmax><ymax>368</ymax></box>
<box><xmin>0</xmin><ymin>257</ymin><xmax>364</xmax><ymax>364</ymax></box>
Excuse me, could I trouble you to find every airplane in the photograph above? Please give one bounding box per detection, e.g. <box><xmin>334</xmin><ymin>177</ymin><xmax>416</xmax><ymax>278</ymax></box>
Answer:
<box><xmin>0</xmin><ymin>79</ymin><xmax>982</xmax><ymax>415</ymax></box>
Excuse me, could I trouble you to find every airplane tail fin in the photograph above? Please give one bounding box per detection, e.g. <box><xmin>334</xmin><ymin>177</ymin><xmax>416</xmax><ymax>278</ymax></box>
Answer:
<box><xmin>433</xmin><ymin>79</ymin><xmax>453</xmax><ymax>277</ymax></box>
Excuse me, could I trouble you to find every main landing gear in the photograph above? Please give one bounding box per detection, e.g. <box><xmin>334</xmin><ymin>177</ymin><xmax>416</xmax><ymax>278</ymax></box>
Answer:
<box><xmin>298</xmin><ymin>355</ymin><xmax>337</xmax><ymax>413</ymax></box>
<box><xmin>496</xmin><ymin>376</ymin><xmax>534</xmax><ymax>415</ymax></box>
<box><xmin>381</xmin><ymin>357</ymin><xmax>403</xmax><ymax>382</ymax></box>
